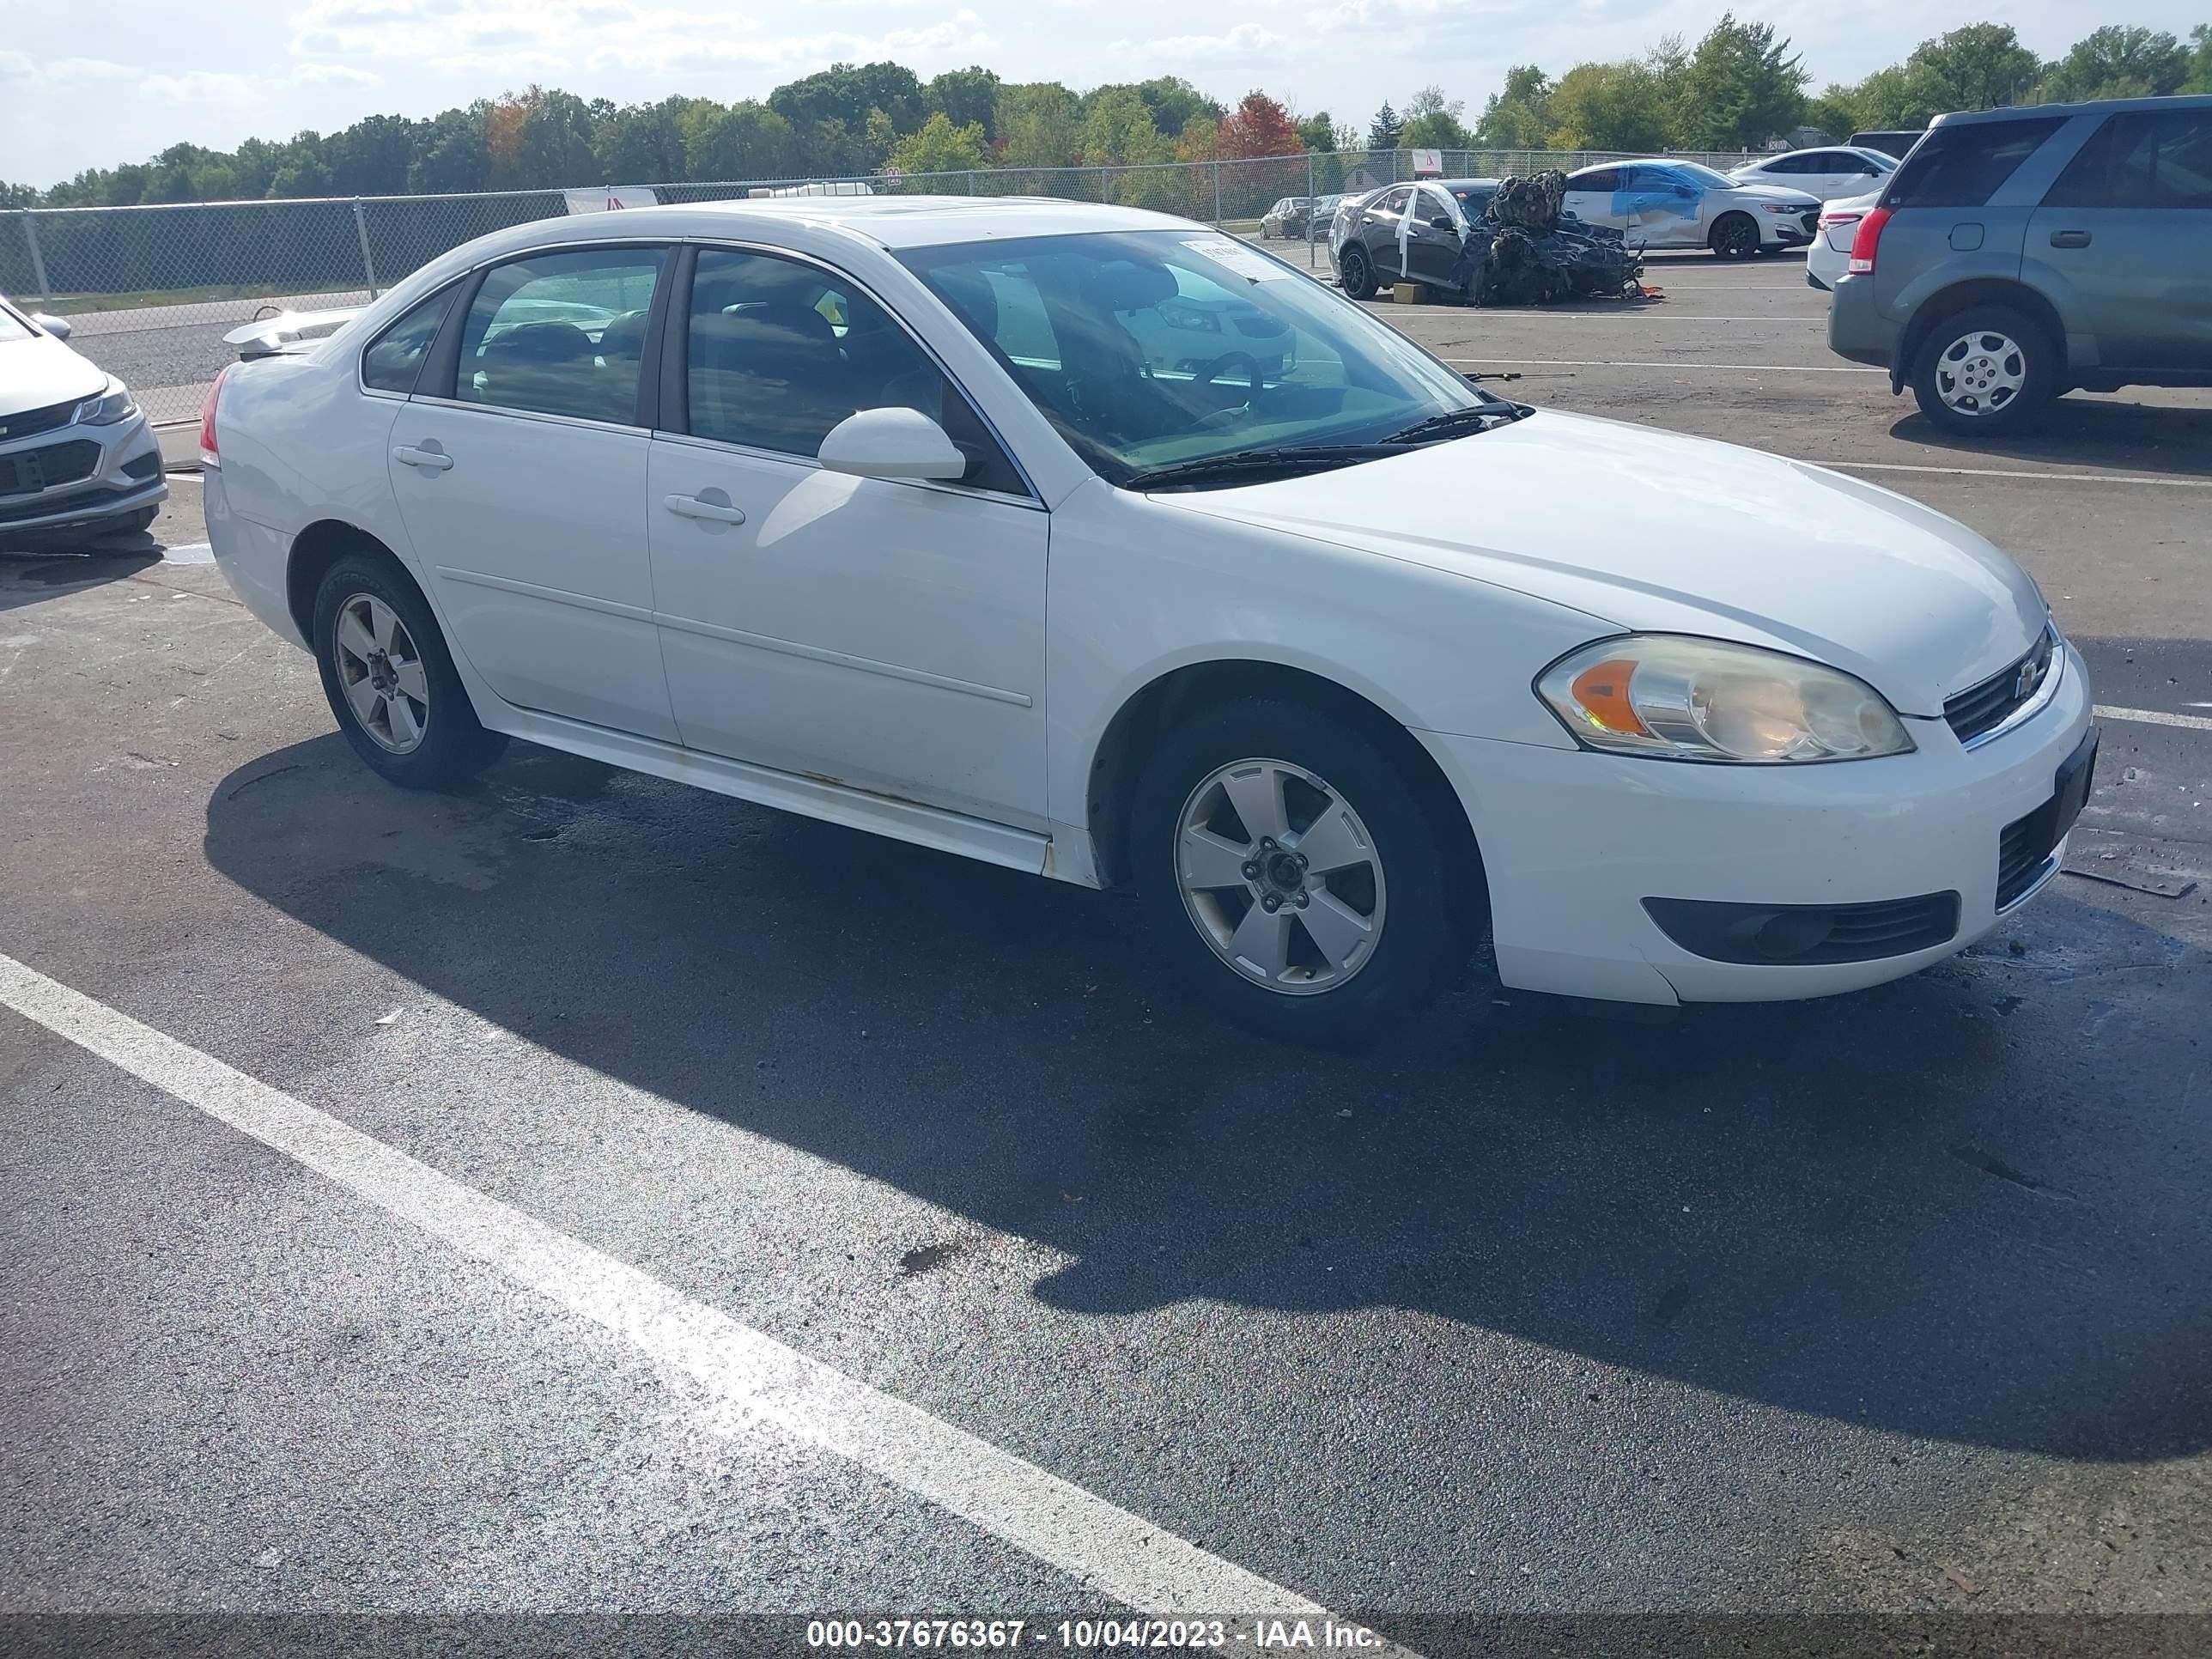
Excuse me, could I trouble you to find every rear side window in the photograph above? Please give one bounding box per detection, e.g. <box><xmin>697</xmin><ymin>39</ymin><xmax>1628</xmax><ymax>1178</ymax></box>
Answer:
<box><xmin>361</xmin><ymin>285</ymin><xmax>458</xmax><ymax>394</ymax></box>
<box><xmin>2044</xmin><ymin>110</ymin><xmax>2212</xmax><ymax>210</ymax></box>
<box><xmin>1572</xmin><ymin>168</ymin><xmax>1621</xmax><ymax>192</ymax></box>
<box><xmin>1885</xmin><ymin>117</ymin><xmax>2066</xmax><ymax>210</ymax></box>
<box><xmin>457</xmin><ymin>246</ymin><xmax>665</xmax><ymax>424</ymax></box>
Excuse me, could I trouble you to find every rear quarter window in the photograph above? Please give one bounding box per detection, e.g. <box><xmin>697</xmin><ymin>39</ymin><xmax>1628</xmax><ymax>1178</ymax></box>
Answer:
<box><xmin>1884</xmin><ymin>116</ymin><xmax>2067</xmax><ymax>210</ymax></box>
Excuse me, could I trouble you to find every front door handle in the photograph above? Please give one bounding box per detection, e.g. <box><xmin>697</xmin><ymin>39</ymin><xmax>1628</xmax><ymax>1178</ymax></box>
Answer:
<box><xmin>662</xmin><ymin>493</ymin><xmax>747</xmax><ymax>525</ymax></box>
<box><xmin>2050</xmin><ymin>229</ymin><xmax>2093</xmax><ymax>249</ymax></box>
<box><xmin>392</xmin><ymin>444</ymin><xmax>453</xmax><ymax>471</ymax></box>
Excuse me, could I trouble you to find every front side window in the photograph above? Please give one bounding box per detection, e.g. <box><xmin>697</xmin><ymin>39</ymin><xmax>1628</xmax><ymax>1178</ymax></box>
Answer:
<box><xmin>684</xmin><ymin>247</ymin><xmax>1022</xmax><ymax>493</ymax></box>
<box><xmin>362</xmin><ymin>284</ymin><xmax>458</xmax><ymax>394</ymax></box>
<box><xmin>899</xmin><ymin>229</ymin><xmax>1495</xmax><ymax>486</ymax></box>
<box><xmin>456</xmin><ymin>246</ymin><xmax>665</xmax><ymax>423</ymax></box>
<box><xmin>1886</xmin><ymin>117</ymin><xmax>2065</xmax><ymax>210</ymax></box>
<box><xmin>2045</xmin><ymin>111</ymin><xmax>2212</xmax><ymax>211</ymax></box>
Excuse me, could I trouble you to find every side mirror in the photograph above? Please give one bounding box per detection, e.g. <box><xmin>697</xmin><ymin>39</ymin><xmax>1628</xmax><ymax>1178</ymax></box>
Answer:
<box><xmin>31</xmin><ymin>313</ymin><xmax>71</xmax><ymax>342</ymax></box>
<box><xmin>817</xmin><ymin>406</ymin><xmax>968</xmax><ymax>483</ymax></box>
<box><xmin>1429</xmin><ymin>216</ymin><xmax>1456</xmax><ymax>233</ymax></box>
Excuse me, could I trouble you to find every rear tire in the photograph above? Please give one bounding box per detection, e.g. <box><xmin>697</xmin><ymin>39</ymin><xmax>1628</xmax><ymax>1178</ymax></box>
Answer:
<box><xmin>1338</xmin><ymin>244</ymin><xmax>1376</xmax><ymax>301</ymax></box>
<box><xmin>1130</xmin><ymin>697</ymin><xmax>1464</xmax><ymax>1046</ymax></box>
<box><xmin>312</xmin><ymin>550</ymin><xmax>505</xmax><ymax>790</ymax></box>
<box><xmin>1709</xmin><ymin>213</ymin><xmax>1759</xmax><ymax>259</ymax></box>
<box><xmin>1909</xmin><ymin>304</ymin><xmax>2057</xmax><ymax>436</ymax></box>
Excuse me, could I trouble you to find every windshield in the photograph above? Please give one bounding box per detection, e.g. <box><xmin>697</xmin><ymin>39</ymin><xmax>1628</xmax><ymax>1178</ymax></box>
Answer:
<box><xmin>1672</xmin><ymin>162</ymin><xmax>1738</xmax><ymax>189</ymax></box>
<box><xmin>897</xmin><ymin>230</ymin><xmax>1492</xmax><ymax>485</ymax></box>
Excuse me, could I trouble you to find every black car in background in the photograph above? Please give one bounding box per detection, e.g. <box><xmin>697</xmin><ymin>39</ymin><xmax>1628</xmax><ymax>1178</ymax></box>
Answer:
<box><xmin>1331</xmin><ymin>179</ymin><xmax>1500</xmax><ymax>299</ymax></box>
<box><xmin>1258</xmin><ymin>198</ymin><xmax>1316</xmax><ymax>239</ymax></box>
<box><xmin>1850</xmin><ymin>130</ymin><xmax>1927</xmax><ymax>162</ymax></box>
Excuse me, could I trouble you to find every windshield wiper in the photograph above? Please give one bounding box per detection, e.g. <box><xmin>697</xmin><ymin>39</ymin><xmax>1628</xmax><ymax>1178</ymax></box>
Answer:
<box><xmin>1379</xmin><ymin>403</ymin><xmax>1533</xmax><ymax>446</ymax></box>
<box><xmin>1124</xmin><ymin>444</ymin><xmax>1412</xmax><ymax>490</ymax></box>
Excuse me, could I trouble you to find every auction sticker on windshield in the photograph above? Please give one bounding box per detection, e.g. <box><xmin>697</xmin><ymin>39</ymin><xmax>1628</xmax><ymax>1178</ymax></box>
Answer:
<box><xmin>1182</xmin><ymin>239</ymin><xmax>1293</xmax><ymax>281</ymax></box>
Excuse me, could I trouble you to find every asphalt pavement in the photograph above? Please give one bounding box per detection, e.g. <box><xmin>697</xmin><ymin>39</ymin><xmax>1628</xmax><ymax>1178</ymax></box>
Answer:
<box><xmin>4</xmin><ymin>253</ymin><xmax>2210</xmax><ymax>1656</ymax></box>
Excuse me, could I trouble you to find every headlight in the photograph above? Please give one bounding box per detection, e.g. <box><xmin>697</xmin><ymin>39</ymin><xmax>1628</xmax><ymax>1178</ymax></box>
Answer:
<box><xmin>73</xmin><ymin>377</ymin><xmax>140</xmax><ymax>426</ymax></box>
<box><xmin>1761</xmin><ymin>203</ymin><xmax>1802</xmax><ymax>214</ymax></box>
<box><xmin>1535</xmin><ymin>635</ymin><xmax>1915</xmax><ymax>763</ymax></box>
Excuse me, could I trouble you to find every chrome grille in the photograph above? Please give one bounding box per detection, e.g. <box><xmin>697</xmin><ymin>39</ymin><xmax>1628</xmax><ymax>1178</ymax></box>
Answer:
<box><xmin>1945</xmin><ymin>627</ymin><xmax>2056</xmax><ymax>745</ymax></box>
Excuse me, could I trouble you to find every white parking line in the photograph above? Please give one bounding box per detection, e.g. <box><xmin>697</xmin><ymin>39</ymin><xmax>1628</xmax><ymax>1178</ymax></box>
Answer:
<box><xmin>2095</xmin><ymin>704</ymin><xmax>2212</xmax><ymax>732</ymax></box>
<box><xmin>1810</xmin><ymin>459</ymin><xmax>2212</xmax><ymax>489</ymax></box>
<box><xmin>0</xmin><ymin>951</ymin><xmax>1405</xmax><ymax>1644</ymax></box>
<box><xmin>1443</xmin><ymin>356</ymin><xmax>1882</xmax><ymax>374</ymax></box>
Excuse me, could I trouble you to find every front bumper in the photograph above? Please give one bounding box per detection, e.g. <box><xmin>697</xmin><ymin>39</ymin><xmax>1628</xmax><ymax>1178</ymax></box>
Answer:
<box><xmin>1420</xmin><ymin>639</ymin><xmax>2095</xmax><ymax>1006</ymax></box>
<box><xmin>0</xmin><ymin>412</ymin><xmax>167</xmax><ymax>538</ymax></box>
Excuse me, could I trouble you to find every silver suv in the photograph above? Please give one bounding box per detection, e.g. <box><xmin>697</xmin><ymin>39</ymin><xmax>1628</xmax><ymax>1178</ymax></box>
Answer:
<box><xmin>1828</xmin><ymin>95</ymin><xmax>2212</xmax><ymax>434</ymax></box>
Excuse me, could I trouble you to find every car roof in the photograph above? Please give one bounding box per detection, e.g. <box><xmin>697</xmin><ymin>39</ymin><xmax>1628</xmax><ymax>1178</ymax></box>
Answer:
<box><xmin>495</xmin><ymin>194</ymin><xmax>1190</xmax><ymax>255</ymax></box>
<box><xmin>1745</xmin><ymin>146</ymin><xmax>1892</xmax><ymax>161</ymax></box>
<box><xmin>1931</xmin><ymin>92</ymin><xmax>2212</xmax><ymax>125</ymax></box>
<box><xmin>1437</xmin><ymin>178</ymin><xmax>1502</xmax><ymax>191</ymax></box>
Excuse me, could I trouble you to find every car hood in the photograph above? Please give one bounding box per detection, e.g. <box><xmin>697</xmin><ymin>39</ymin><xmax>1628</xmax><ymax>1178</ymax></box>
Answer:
<box><xmin>0</xmin><ymin>329</ymin><xmax>104</xmax><ymax>416</ymax></box>
<box><xmin>1155</xmin><ymin>410</ymin><xmax>2046</xmax><ymax>716</ymax></box>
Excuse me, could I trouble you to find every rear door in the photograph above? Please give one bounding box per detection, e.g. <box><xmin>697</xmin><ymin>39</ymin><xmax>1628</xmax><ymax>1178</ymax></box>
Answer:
<box><xmin>2027</xmin><ymin>106</ymin><xmax>2212</xmax><ymax>374</ymax></box>
<box><xmin>1562</xmin><ymin>168</ymin><xmax>1624</xmax><ymax>234</ymax></box>
<box><xmin>385</xmin><ymin>242</ymin><xmax>677</xmax><ymax>740</ymax></box>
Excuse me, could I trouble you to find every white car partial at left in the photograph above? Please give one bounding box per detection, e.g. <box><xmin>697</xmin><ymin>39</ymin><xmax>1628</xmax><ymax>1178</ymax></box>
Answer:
<box><xmin>0</xmin><ymin>294</ymin><xmax>167</xmax><ymax>541</ymax></box>
<box><xmin>202</xmin><ymin>197</ymin><xmax>2094</xmax><ymax>1042</ymax></box>
<box><xmin>1563</xmin><ymin>160</ymin><xmax>1820</xmax><ymax>258</ymax></box>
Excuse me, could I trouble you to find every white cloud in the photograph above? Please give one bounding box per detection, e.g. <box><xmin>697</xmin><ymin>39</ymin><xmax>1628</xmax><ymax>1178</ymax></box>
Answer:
<box><xmin>295</xmin><ymin>62</ymin><xmax>383</xmax><ymax>84</ymax></box>
<box><xmin>1111</xmin><ymin>24</ymin><xmax>1288</xmax><ymax>63</ymax></box>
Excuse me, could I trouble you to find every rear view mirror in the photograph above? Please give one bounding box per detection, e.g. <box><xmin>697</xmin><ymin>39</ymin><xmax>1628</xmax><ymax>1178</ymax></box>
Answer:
<box><xmin>817</xmin><ymin>406</ymin><xmax>968</xmax><ymax>483</ymax></box>
<box><xmin>31</xmin><ymin>313</ymin><xmax>70</xmax><ymax>342</ymax></box>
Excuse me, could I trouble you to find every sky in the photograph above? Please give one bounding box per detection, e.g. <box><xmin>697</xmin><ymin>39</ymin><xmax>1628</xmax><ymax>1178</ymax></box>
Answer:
<box><xmin>2</xmin><ymin>0</ymin><xmax>2204</xmax><ymax>187</ymax></box>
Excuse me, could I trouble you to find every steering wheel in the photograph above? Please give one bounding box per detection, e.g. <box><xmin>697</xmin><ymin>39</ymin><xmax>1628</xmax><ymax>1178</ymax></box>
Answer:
<box><xmin>1187</xmin><ymin>351</ymin><xmax>1261</xmax><ymax>390</ymax></box>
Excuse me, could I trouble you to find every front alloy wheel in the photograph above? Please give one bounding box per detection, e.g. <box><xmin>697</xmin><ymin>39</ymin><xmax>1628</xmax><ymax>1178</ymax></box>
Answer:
<box><xmin>1176</xmin><ymin>757</ymin><xmax>1388</xmax><ymax>994</ymax></box>
<box><xmin>1131</xmin><ymin>697</ymin><xmax>1465</xmax><ymax>1043</ymax></box>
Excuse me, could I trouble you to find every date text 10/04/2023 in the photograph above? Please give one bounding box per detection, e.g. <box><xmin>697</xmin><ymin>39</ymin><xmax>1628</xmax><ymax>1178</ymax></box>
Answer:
<box><xmin>805</xmin><ymin>1618</ymin><xmax>1391</xmax><ymax>1649</ymax></box>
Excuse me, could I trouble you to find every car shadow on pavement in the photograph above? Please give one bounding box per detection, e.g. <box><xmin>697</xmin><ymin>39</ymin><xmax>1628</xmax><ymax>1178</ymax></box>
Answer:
<box><xmin>204</xmin><ymin>734</ymin><xmax>2212</xmax><ymax>1461</ymax></box>
<box><xmin>1887</xmin><ymin>397</ymin><xmax>2212</xmax><ymax>479</ymax></box>
<box><xmin>0</xmin><ymin>544</ymin><xmax>164</xmax><ymax>612</ymax></box>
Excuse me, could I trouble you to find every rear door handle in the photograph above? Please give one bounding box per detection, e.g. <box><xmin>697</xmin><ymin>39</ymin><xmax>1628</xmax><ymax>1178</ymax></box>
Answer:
<box><xmin>392</xmin><ymin>445</ymin><xmax>453</xmax><ymax>471</ymax></box>
<box><xmin>662</xmin><ymin>493</ymin><xmax>747</xmax><ymax>525</ymax></box>
<box><xmin>2050</xmin><ymin>229</ymin><xmax>2092</xmax><ymax>248</ymax></box>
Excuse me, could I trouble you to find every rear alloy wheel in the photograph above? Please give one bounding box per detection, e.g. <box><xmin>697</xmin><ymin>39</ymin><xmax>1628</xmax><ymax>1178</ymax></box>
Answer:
<box><xmin>313</xmin><ymin>550</ymin><xmax>504</xmax><ymax>789</ymax></box>
<box><xmin>1132</xmin><ymin>698</ymin><xmax>1462</xmax><ymax>1044</ymax></box>
<box><xmin>1911</xmin><ymin>305</ymin><xmax>2056</xmax><ymax>435</ymax></box>
<box><xmin>1710</xmin><ymin>213</ymin><xmax>1760</xmax><ymax>259</ymax></box>
<box><xmin>1339</xmin><ymin>244</ymin><xmax>1376</xmax><ymax>301</ymax></box>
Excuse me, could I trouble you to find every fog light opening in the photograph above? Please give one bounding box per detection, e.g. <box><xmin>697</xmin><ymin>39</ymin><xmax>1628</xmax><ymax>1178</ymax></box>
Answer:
<box><xmin>1739</xmin><ymin>909</ymin><xmax>1836</xmax><ymax>961</ymax></box>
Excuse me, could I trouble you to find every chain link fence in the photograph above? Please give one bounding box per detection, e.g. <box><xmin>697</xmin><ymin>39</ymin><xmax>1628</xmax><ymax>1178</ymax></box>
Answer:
<box><xmin>1</xmin><ymin>147</ymin><xmax>1766</xmax><ymax>423</ymax></box>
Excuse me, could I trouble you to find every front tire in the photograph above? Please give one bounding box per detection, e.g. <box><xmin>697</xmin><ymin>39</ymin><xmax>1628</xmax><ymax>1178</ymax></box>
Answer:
<box><xmin>1710</xmin><ymin>213</ymin><xmax>1759</xmax><ymax>259</ymax></box>
<box><xmin>312</xmin><ymin>550</ymin><xmax>504</xmax><ymax>789</ymax></box>
<box><xmin>1130</xmin><ymin>698</ymin><xmax>1463</xmax><ymax>1044</ymax></box>
<box><xmin>1909</xmin><ymin>305</ymin><xmax>2057</xmax><ymax>435</ymax></box>
<box><xmin>1338</xmin><ymin>244</ymin><xmax>1376</xmax><ymax>301</ymax></box>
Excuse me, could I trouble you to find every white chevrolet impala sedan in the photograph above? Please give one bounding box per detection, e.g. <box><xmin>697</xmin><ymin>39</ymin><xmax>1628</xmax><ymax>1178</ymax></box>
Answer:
<box><xmin>204</xmin><ymin>197</ymin><xmax>2095</xmax><ymax>1042</ymax></box>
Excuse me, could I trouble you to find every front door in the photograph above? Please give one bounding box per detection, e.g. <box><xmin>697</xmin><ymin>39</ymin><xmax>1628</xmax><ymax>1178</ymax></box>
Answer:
<box><xmin>1403</xmin><ymin>185</ymin><xmax>1463</xmax><ymax>286</ymax></box>
<box><xmin>2027</xmin><ymin>106</ymin><xmax>2212</xmax><ymax>374</ymax></box>
<box><xmin>646</xmin><ymin>245</ymin><xmax>1048</xmax><ymax>830</ymax></box>
<box><xmin>386</xmin><ymin>243</ymin><xmax>677</xmax><ymax>740</ymax></box>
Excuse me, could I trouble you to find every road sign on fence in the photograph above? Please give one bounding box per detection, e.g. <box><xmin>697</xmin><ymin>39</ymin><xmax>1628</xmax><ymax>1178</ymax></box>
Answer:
<box><xmin>1411</xmin><ymin>149</ymin><xmax>1443</xmax><ymax>177</ymax></box>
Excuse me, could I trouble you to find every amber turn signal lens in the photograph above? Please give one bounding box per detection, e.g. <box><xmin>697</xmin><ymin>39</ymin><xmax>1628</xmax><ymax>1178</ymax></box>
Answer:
<box><xmin>1570</xmin><ymin>659</ymin><xmax>1649</xmax><ymax>735</ymax></box>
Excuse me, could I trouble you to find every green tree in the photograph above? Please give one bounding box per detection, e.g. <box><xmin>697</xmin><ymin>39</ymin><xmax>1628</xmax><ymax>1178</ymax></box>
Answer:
<box><xmin>1548</xmin><ymin>61</ymin><xmax>1670</xmax><ymax>152</ymax></box>
<box><xmin>1080</xmin><ymin>87</ymin><xmax>1174</xmax><ymax>167</ymax></box>
<box><xmin>1473</xmin><ymin>69</ymin><xmax>1551</xmax><ymax>148</ymax></box>
<box><xmin>770</xmin><ymin>63</ymin><xmax>926</xmax><ymax>142</ymax></box>
<box><xmin>680</xmin><ymin>101</ymin><xmax>797</xmax><ymax>181</ymax></box>
<box><xmin>2038</xmin><ymin>25</ymin><xmax>2191</xmax><ymax>102</ymax></box>
<box><xmin>1399</xmin><ymin>86</ymin><xmax>1471</xmax><ymax>151</ymax></box>
<box><xmin>1364</xmin><ymin>102</ymin><xmax>1403</xmax><ymax>150</ymax></box>
<box><xmin>1136</xmin><ymin>77</ymin><xmax>1223</xmax><ymax>137</ymax></box>
<box><xmin>592</xmin><ymin>97</ymin><xmax>692</xmax><ymax>184</ymax></box>
<box><xmin>925</xmin><ymin>68</ymin><xmax>1001</xmax><ymax>144</ymax></box>
<box><xmin>1900</xmin><ymin>23</ymin><xmax>2045</xmax><ymax>115</ymax></box>
<box><xmin>329</xmin><ymin>113</ymin><xmax>420</xmax><ymax>197</ymax></box>
<box><xmin>1674</xmin><ymin>13</ymin><xmax>1807</xmax><ymax>149</ymax></box>
<box><xmin>407</xmin><ymin>107</ymin><xmax>491</xmax><ymax>194</ymax></box>
<box><xmin>995</xmin><ymin>82</ymin><xmax>1082</xmax><ymax>168</ymax></box>
<box><xmin>890</xmin><ymin>112</ymin><xmax>989</xmax><ymax>176</ymax></box>
<box><xmin>2188</xmin><ymin>25</ymin><xmax>2212</xmax><ymax>93</ymax></box>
